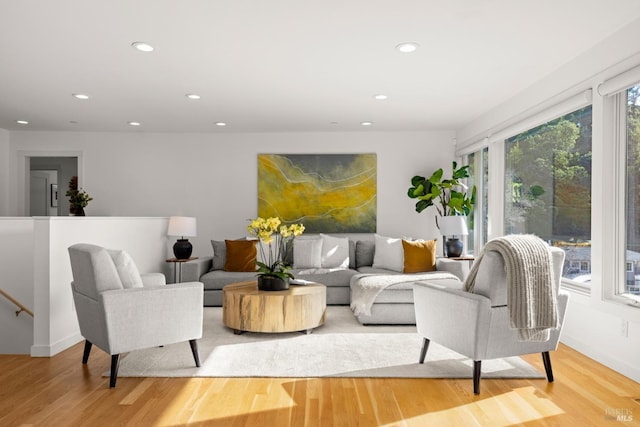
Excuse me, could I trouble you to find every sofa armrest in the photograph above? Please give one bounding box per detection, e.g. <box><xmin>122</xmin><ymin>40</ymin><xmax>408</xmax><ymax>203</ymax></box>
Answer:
<box><xmin>141</xmin><ymin>273</ymin><xmax>166</xmax><ymax>287</ymax></box>
<box><xmin>182</xmin><ymin>257</ymin><xmax>213</xmax><ymax>282</ymax></box>
<box><xmin>435</xmin><ymin>258</ymin><xmax>468</xmax><ymax>281</ymax></box>
<box><xmin>413</xmin><ymin>281</ymin><xmax>491</xmax><ymax>359</ymax></box>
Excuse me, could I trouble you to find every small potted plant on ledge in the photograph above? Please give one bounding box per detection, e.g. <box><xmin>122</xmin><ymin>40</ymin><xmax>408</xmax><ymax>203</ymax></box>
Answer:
<box><xmin>407</xmin><ymin>161</ymin><xmax>476</xmax><ymax>257</ymax></box>
<box><xmin>65</xmin><ymin>176</ymin><xmax>93</xmax><ymax>216</ymax></box>
<box><xmin>247</xmin><ymin>216</ymin><xmax>305</xmax><ymax>291</ymax></box>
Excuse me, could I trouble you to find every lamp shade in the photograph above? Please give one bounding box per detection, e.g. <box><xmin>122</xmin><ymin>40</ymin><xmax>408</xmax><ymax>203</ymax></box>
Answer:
<box><xmin>438</xmin><ymin>215</ymin><xmax>468</xmax><ymax>237</ymax></box>
<box><xmin>167</xmin><ymin>216</ymin><xmax>197</xmax><ymax>237</ymax></box>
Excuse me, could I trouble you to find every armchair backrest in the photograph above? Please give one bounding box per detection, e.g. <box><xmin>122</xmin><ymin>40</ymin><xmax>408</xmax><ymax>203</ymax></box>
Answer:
<box><xmin>472</xmin><ymin>246</ymin><xmax>565</xmax><ymax>306</ymax></box>
<box><xmin>68</xmin><ymin>243</ymin><xmax>123</xmax><ymax>300</ymax></box>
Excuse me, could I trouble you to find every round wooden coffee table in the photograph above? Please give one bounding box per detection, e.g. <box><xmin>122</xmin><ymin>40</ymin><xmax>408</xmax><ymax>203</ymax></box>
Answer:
<box><xmin>222</xmin><ymin>280</ymin><xmax>326</xmax><ymax>334</ymax></box>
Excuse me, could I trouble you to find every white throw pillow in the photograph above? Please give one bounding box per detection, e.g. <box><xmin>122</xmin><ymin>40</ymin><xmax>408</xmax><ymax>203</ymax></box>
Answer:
<box><xmin>293</xmin><ymin>238</ymin><xmax>322</xmax><ymax>269</ymax></box>
<box><xmin>372</xmin><ymin>234</ymin><xmax>404</xmax><ymax>272</ymax></box>
<box><xmin>107</xmin><ymin>249</ymin><xmax>144</xmax><ymax>289</ymax></box>
<box><xmin>320</xmin><ymin>234</ymin><xmax>350</xmax><ymax>269</ymax></box>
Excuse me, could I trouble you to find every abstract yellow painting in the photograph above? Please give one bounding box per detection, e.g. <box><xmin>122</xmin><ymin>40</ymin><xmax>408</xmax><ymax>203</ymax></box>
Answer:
<box><xmin>258</xmin><ymin>154</ymin><xmax>377</xmax><ymax>232</ymax></box>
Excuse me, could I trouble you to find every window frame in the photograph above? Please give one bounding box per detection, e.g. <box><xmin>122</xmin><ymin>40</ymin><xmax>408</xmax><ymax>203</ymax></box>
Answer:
<box><xmin>463</xmin><ymin>147</ymin><xmax>489</xmax><ymax>255</ymax></box>
<box><xmin>604</xmin><ymin>86</ymin><xmax>640</xmax><ymax>304</ymax></box>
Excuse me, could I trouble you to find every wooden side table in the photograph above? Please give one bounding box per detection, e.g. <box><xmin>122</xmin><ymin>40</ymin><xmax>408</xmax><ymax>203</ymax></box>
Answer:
<box><xmin>165</xmin><ymin>257</ymin><xmax>198</xmax><ymax>283</ymax></box>
<box><xmin>222</xmin><ymin>280</ymin><xmax>327</xmax><ymax>334</ymax></box>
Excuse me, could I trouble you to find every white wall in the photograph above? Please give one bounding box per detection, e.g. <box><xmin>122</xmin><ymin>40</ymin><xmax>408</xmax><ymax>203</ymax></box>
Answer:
<box><xmin>561</xmin><ymin>292</ymin><xmax>640</xmax><ymax>384</ymax></box>
<box><xmin>8</xmin><ymin>131</ymin><xmax>455</xmax><ymax>256</ymax></box>
<box><xmin>457</xmin><ymin>17</ymin><xmax>640</xmax><ymax>147</ymax></box>
<box><xmin>0</xmin><ymin>218</ymin><xmax>34</xmax><ymax>354</ymax></box>
<box><xmin>0</xmin><ymin>130</ymin><xmax>9</xmax><ymax>216</ymax></box>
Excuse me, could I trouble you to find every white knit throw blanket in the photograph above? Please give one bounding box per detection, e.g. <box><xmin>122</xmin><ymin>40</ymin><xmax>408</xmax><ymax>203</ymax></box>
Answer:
<box><xmin>464</xmin><ymin>235</ymin><xmax>558</xmax><ymax>342</ymax></box>
<box><xmin>350</xmin><ymin>272</ymin><xmax>460</xmax><ymax>316</ymax></box>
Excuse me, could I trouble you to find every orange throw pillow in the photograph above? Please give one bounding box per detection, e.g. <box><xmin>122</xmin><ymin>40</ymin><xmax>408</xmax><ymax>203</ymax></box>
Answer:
<box><xmin>402</xmin><ymin>239</ymin><xmax>437</xmax><ymax>273</ymax></box>
<box><xmin>223</xmin><ymin>240</ymin><xmax>257</xmax><ymax>272</ymax></box>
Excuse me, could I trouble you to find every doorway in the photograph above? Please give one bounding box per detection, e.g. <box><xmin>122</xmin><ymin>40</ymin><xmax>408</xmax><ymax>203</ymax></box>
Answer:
<box><xmin>29</xmin><ymin>170</ymin><xmax>58</xmax><ymax>216</ymax></box>
<box><xmin>27</xmin><ymin>156</ymin><xmax>78</xmax><ymax>216</ymax></box>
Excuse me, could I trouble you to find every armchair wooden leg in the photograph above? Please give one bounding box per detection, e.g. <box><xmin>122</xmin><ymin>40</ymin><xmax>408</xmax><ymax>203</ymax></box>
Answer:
<box><xmin>541</xmin><ymin>351</ymin><xmax>554</xmax><ymax>382</ymax></box>
<box><xmin>109</xmin><ymin>354</ymin><xmax>120</xmax><ymax>388</ymax></box>
<box><xmin>82</xmin><ymin>340</ymin><xmax>92</xmax><ymax>364</ymax></box>
<box><xmin>473</xmin><ymin>361</ymin><xmax>481</xmax><ymax>395</ymax></box>
<box><xmin>189</xmin><ymin>339</ymin><xmax>201</xmax><ymax>368</ymax></box>
<box><xmin>419</xmin><ymin>338</ymin><xmax>430</xmax><ymax>364</ymax></box>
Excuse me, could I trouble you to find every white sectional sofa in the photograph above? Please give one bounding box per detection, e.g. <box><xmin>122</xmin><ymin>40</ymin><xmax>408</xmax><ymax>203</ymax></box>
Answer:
<box><xmin>181</xmin><ymin>233</ymin><xmax>467</xmax><ymax>324</ymax></box>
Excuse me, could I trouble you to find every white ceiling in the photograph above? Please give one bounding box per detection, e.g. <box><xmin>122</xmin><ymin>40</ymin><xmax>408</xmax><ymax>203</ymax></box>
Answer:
<box><xmin>2</xmin><ymin>0</ymin><xmax>640</xmax><ymax>133</ymax></box>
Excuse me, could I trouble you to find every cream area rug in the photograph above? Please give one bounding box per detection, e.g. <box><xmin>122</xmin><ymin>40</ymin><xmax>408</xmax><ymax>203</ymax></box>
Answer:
<box><xmin>112</xmin><ymin>307</ymin><xmax>544</xmax><ymax>379</ymax></box>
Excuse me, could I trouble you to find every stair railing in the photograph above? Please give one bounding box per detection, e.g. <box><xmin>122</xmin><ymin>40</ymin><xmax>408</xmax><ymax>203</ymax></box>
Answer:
<box><xmin>0</xmin><ymin>289</ymin><xmax>34</xmax><ymax>317</ymax></box>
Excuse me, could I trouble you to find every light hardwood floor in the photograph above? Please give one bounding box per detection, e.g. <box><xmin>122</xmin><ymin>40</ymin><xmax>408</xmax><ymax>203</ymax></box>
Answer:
<box><xmin>1</xmin><ymin>342</ymin><xmax>639</xmax><ymax>426</ymax></box>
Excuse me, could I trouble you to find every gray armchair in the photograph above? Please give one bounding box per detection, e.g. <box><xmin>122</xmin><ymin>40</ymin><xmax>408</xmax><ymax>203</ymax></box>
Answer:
<box><xmin>413</xmin><ymin>242</ymin><xmax>569</xmax><ymax>394</ymax></box>
<box><xmin>68</xmin><ymin>243</ymin><xmax>204</xmax><ymax>387</ymax></box>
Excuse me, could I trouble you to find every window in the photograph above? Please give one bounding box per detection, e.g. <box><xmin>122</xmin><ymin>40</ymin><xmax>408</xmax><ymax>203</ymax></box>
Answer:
<box><xmin>466</xmin><ymin>148</ymin><xmax>489</xmax><ymax>255</ymax></box>
<box><xmin>504</xmin><ymin>106</ymin><xmax>592</xmax><ymax>284</ymax></box>
<box><xmin>625</xmin><ymin>84</ymin><xmax>640</xmax><ymax>296</ymax></box>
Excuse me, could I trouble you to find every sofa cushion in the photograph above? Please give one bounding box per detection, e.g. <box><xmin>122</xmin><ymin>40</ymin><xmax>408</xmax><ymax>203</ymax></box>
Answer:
<box><xmin>320</xmin><ymin>234</ymin><xmax>350</xmax><ymax>268</ymax></box>
<box><xmin>223</xmin><ymin>240</ymin><xmax>257</xmax><ymax>272</ymax></box>
<box><xmin>293</xmin><ymin>238</ymin><xmax>322</xmax><ymax>268</ymax></box>
<box><xmin>372</xmin><ymin>234</ymin><xmax>403</xmax><ymax>272</ymax></box>
<box><xmin>200</xmin><ymin>270</ymin><xmax>257</xmax><ymax>290</ymax></box>
<box><xmin>402</xmin><ymin>239</ymin><xmax>437</xmax><ymax>273</ymax></box>
<box><xmin>357</xmin><ymin>266</ymin><xmax>403</xmax><ymax>275</ymax></box>
<box><xmin>355</xmin><ymin>240</ymin><xmax>375</xmax><ymax>268</ymax></box>
<box><xmin>200</xmin><ymin>267</ymin><xmax>359</xmax><ymax>291</ymax></box>
<box><xmin>293</xmin><ymin>268</ymin><xmax>359</xmax><ymax>287</ymax></box>
<box><xmin>210</xmin><ymin>240</ymin><xmax>227</xmax><ymax>270</ymax></box>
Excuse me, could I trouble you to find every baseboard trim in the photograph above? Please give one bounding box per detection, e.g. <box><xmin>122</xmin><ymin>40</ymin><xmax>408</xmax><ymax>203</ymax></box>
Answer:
<box><xmin>31</xmin><ymin>332</ymin><xmax>83</xmax><ymax>357</ymax></box>
<box><xmin>561</xmin><ymin>336</ymin><xmax>640</xmax><ymax>383</ymax></box>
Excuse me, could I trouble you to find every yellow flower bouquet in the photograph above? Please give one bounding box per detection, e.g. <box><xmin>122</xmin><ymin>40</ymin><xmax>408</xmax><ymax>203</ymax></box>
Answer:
<box><xmin>247</xmin><ymin>217</ymin><xmax>305</xmax><ymax>282</ymax></box>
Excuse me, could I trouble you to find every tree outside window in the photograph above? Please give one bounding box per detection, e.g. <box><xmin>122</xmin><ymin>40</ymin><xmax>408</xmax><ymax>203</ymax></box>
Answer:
<box><xmin>504</xmin><ymin>106</ymin><xmax>592</xmax><ymax>283</ymax></box>
<box><xmin>625</xmin><ymin>85</ymin><xmax>640</xmax><ymax>295</ymax></box>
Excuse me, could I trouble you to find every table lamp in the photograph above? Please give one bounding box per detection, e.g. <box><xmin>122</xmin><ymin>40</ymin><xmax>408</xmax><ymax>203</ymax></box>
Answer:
<box><xmin>168</xmin><ymin>216</ymin><xmax>197</xmax><ymax>259</ymax></box>
<box><xmin>438</xmin><ymin>215</ymin><xmax>468</xmax><ymax>258</ymax></box>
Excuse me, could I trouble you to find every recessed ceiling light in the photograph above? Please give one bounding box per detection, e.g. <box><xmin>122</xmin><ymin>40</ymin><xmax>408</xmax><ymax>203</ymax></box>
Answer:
<box><xmin>128</xmin><ymin>121</ymin><xmax>141</xmax><ymax>126</ymax></box>
<box><xmin>186</xmin><ymin>94</ymin><xmax>201</xmax><ymax>100</ymax></box>
<box><xmin>374</xmin><ymin>94</ymin><xmax>388</xmax><ymax>100</ymax></box>
<box><xmin>396</xmin><ymin>42</ymin><xmax>419</xmax><ymax>53</ymax></box>
<box><xmin>361</xmin><ymin>121</ymin><xmax>373</xmax><ymax>126</ymax></box>
<box><xmin>72</xmin><ymin>93</ymin><xmax>90</xmax><ymax>100</ymax></box>
<box><xmin>16</xmin><ymin>120</ymin><xmax>29</xmax><ymax>125</ymax></box>
<box><xmin>215</xmin><ymin>122</ymin><xmax>227</xmax><ymax>127</ymax></box>
<box><xmin>131</xmin><ymin>42</ymin><xmax>154</xmax><ymax>52</ymax></box>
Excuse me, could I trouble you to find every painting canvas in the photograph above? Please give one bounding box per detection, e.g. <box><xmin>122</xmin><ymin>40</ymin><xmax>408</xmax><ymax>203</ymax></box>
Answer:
<box><xmin>258</xmin><ymin>154</ymin><xmax>377</xmax><ymax>233</ymax></box>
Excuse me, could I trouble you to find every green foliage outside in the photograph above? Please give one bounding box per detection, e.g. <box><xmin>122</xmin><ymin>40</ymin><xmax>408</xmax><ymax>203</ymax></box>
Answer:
<box><xmin>504</xmin><ymin>106</ymin><xmax>592</xmax><ymax>241</ymax></box>
<box><xmin>626</xmin><ymin>86</ymin><xmax>640</xmax><ymax>253</ymax></box>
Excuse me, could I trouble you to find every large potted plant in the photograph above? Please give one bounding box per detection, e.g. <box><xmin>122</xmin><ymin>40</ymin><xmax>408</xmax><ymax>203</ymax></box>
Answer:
<box><xmin>407</xmin><ymin>161</ymin><xmax>476</xmax><ymax>256</ymax></box>
<box><xmin>247</xmin><ymin>216</ymin><xmax>305</xmax><ymax>291</ymax></box>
